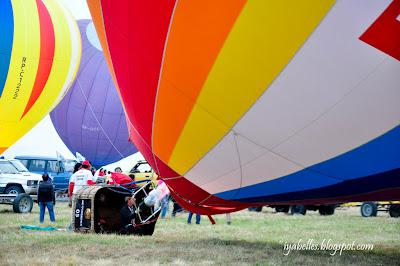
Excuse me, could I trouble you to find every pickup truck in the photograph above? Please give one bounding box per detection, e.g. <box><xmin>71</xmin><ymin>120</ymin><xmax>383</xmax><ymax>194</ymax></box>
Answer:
<box><xmin>0</xmin><ymin>158</ymin><xmax>41</xmax><ymax>213</ymax></box>
<box><xmin>0</xmin><ymin>158</ymin><xmax>42</xmax><ymax>195</ymax></box>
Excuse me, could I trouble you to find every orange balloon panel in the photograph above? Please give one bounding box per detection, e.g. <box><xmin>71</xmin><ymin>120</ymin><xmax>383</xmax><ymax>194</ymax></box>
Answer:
<box><xmin>88</xmin><ymin>0</ymin><xmax>400</xmax><ymax>214</ymax></box>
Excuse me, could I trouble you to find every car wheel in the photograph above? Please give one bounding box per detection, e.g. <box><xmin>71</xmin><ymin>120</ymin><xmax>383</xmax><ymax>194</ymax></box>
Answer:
<box><xmin>290</xmin><ymin>205</ymin><xmax>307</xmax><ymax>215</ymax></box>
<box><xmin>13</xmin><ymin>194</ymin><xmax>33</xmax><ymax>213</ymax></box>
<box><xmin>360</xmin><ymin>202</ymin><xmax>377</xmax><ymax>217</ymax></box>
<box><xmin>248</xmin><ymin>207</ymin><xmax>262</xmax><ymax>212</ymax></box>
<box><xmin>275</xmin><ymin>206</ymin><xmax>290</xmax><ymax>213</ymax></box>
<box><xmin>389</xmin><ymin>205</ymin><xmax>400</xmax><ymax>218</ymax></box>
<box><xmin>5</xmin><ymin>185</ymin><xmax>24</xmax><ymax>195</ymax></box>
<box><xmin>319</xmin><ymin>205</ymin><xmax>335</xmax><ymax>216</ymax></box>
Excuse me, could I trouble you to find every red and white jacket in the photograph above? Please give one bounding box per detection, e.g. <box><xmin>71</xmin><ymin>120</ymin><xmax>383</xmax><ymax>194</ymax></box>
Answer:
<box><xmin>68</xmin><ymin>169</ymin><xmax>95</xmax><ymax>197</ymax></box>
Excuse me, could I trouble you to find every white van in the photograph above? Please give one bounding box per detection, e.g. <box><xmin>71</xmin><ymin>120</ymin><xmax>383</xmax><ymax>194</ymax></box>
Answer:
<box><xmin>0</xmin><ymin>159</ymin><xmax>42</xmax><ymax>195</ymax></box>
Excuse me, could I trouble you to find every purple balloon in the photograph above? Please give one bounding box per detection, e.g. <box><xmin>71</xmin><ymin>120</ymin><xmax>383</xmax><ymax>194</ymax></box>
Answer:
<box><xmin>50</xmin><ymin>20</ymin><xmax>137</xmax><ymax>167</ymax></box>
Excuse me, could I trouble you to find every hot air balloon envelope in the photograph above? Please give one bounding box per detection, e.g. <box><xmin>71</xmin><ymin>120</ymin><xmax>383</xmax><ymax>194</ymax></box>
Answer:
<box><xmin>50</xmin><ymin>20</ymin><xmax>137</xmax><ymax>167</ymax></box>
<box><xmin>0</xmin><ymin>0</ymin><xmax>81</xmax><ymax>153</ymax></box>
<box><xmin>88</xmin><ymin>0</ymin><xmax>400</xmax><ymax>214</ymax></box>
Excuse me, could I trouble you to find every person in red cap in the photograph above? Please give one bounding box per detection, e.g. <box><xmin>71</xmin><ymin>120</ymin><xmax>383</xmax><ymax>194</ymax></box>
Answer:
<box><xmin>68</xmin><ymin>160</ymin><xmax>95</xmax><ymax>207</ymax></box>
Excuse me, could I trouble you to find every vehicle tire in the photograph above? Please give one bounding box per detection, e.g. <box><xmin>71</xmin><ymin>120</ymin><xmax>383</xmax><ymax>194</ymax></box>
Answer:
<box><xmin>5</xmin><ymin>185</ymin><xmax>24</xmax><ymax>195</ymax></box>
<box><xmin>319</xmin><ymin>205</ymin><xmax>335</xmax><ymax>216</ymax></box>
<box><xmin>290</xmin><ymin>205</ymin><xmax>307</xmax><ymax>215</ymax></box>
<box><xmin>275</xmin><ymin>206</ymin><xmax>290</xmax><ymax>213</ymax></box>
<box><xmin>360</xmin><ymin>202</ymin><xmax>377</xmax><ymax>217</ymax></box>
<box><xmin>12</xmin><ymin>193</ymin><xmax>33</xmax><ymax>213</ymax></box>
<box><xmin>389</xmin><ymin>205</ymin><xmax>400</xmax><ymax>218</ymax></box>
<box><xmin>248</xmin><ymin>206</ymin><xmax>263</xmax><ymax>212</ymax></box>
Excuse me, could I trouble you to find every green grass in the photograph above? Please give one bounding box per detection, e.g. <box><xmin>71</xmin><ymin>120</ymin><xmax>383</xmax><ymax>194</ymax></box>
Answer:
<box><xmin>0</xmin><ymin>202</ymin><xmax>399</xmax><ymax>265</ymax></box>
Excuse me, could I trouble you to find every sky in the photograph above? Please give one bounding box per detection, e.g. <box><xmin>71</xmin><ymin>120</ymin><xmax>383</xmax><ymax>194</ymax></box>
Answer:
<box><xmin>3</xmin><ymin>0</ymin><xmax>141</xmax><ymax>171</ymax></box>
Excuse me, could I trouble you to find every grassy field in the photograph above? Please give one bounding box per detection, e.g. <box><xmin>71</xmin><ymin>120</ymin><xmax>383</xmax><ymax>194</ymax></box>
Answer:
<box><xmin>0</xmin><ymin>202</ymin><xmax>399</xmax><ymax>266</ymax></box>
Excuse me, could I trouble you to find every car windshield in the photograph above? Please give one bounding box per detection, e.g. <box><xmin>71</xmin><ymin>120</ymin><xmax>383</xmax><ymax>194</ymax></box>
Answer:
<box><xmin>131</xmin><ymin>162</ymin><xmax>152</xmax><ymax>173</ymax></box>
<box><xmin>64</xmin><ymin>160</ymin><xmax>77</xmax><ymax>173</ymax></box>
<box><xmin>0</xmin><ymin>161</ymin><xmax>19</xmax><ymax>174</ymax></box>
<box><xmin>46</xmin><ymin>160</ymin><xmax>59</xmax><ymax>173</ymax></box>
<box><xmin>28</xmin><ymin>159</ymin><xmax>46</xmax><ymax>172</ymax></box>
<box><xmin>10</xmin><ymin>160</ymin><xmax>29</xmax><ymax>172</ymax></box>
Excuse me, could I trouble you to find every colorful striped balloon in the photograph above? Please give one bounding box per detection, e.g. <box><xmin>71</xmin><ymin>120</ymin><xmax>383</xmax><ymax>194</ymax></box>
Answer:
<box><xmin>88</xmin><ymin>0</ymin><xmax>400</xmax><ymax>214</ymax></box>
<box><xmin>50</xmin><ymin>20</ymin><xmax>137</xmax><ymax>167</ymax></box>
<box><xmin>0</xmin><ymin>0</ymin><xmax>81</xmax><ymax>153</ymax></box>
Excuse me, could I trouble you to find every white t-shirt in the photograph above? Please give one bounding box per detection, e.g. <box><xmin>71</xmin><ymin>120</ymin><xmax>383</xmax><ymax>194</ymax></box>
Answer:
<box><xmin>69</xmin><ymin>169</ymin><xmax>93</xmax><ymax>194</ymax></box>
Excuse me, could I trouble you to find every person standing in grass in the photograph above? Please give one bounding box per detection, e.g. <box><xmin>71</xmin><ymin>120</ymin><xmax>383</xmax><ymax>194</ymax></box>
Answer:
<box><xmin>187</xmin><ymin>212</ymin><xmax>201</xmax><ymax>224</ymax></box>
<box><xmin>226</xmin><ymin>213</ymin><xmax>232</xmax><ymax>225</ymax></box>
<box><xmin>37</xmin><ymin>174</ymin><xmax>56</xmax><ymax>223</ymax></box>
<box><xmin>158</xmin><ymin>180</ymin><xmax>170</xmax><ymax>219</ymax></box>
<box><xmin>68</xmin><ymin>160</ymin><xmax>95</xmax><ymax>207</ymax></box>
<box><xmin>171</xmin><ymin>198</ymin><xmax>182</xmax><ymax>217</ymax></box>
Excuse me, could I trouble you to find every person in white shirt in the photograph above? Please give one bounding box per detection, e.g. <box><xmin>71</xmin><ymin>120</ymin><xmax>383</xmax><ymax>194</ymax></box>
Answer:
<box><xmin>68</xmin><ymin>160</ymin><xmax>95</xmax><ymax>207</ymax></box>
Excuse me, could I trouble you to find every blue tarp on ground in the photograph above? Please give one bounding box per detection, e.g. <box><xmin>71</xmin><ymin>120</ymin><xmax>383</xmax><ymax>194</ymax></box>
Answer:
<box><xmin>20</xmin><ymin>225</ymin><xmax>58</xmax><ymax>231</ymax></box>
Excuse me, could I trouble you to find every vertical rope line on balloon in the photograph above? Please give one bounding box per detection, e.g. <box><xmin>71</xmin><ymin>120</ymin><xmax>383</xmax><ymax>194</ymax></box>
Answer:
<box><xmin>197</xmin><ymin>55</ymin><xmax>392</xmax><ymax>188</ymax></box>
<box><xmin>195</xmin><ymin>132</ymin><xmax>243</xmax><ymax>206</ymax></box>
<box><xmin>93</xmin><ymin>73</ymin><xmax>112</xmax><ymax>164</ymax></box>
<box><xmin>231</xmin><ymin>131</ymin><xmax>244</xmax><ymax>201</ymax></box>
<box><xmin>150</xmin><ymin>0</ymin><xmax>180</xmax><ymax>177</ymax></box>
<box><xmin>171</xmin><ymin>3</ymin><xmax>338</xmax><ymax>179</ymax></box>
<box><xmin>102</xmin><ymin>111</ymin><xmax>125</xmax><ymax>164</ymax></box>
<box><xmin>92</xmin><ymin>80</ymin><xmax>107</xmax><ymax>164</ymax></box>
<box><xmin>88</xmin><ymin>1</ymin><xmax>126</xmax><ymax>163</ymax></box>
<box><xmin>63</xmin><ymin>41</ymin><xmax>96</xmax><ymax>156</ymax></box>
<box><xmin>79</xmin><ymin>57</ymin><xmax>102</xmax><ymax>154</ymax></box>
<box><xmin>77</xmin><ymin>51</ymin><xmax>103</xmax><ymax>153</ymax></box>
<box><xmin>76</xmin><ymin>78</ymin><xmax>125</xmax><ymax>159</ymax></box>
<box><xmin>85</xmin><ymin>55</ymin><xmax>107</xmax><ymax>164</ymax></box>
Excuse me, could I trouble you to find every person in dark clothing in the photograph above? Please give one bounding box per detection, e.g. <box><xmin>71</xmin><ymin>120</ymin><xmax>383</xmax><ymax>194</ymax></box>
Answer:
<box><xmin>120</xmin><ymin>196</ymin><xmax>137</xmax><ymax>234</ymax></box>
<box><xmin>187</xmin><ymin>212</ymin><xmax>201</xmax><ymax>224</ymax></box>
<box><xmin>171</xmin><ymin>198</ymin><xmax>182</xmax><ymax>217</ymax></box>
<box><xmin>37</xmin><ymin>174</ymin><xmax>55</xmax><ymax>223</ymax></box>
<box><xmin>73</xmin><ymin>162</ymin><xmax>82</xmax><ymax>174</ymax></box>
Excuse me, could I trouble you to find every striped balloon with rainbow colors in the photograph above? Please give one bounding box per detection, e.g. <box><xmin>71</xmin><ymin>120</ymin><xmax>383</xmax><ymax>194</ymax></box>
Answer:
<box><xmin>0</xmin><ymin>0</ymin><xmax>81</xmax><ymax>153</ymax></box>
<box><xmin>89</xmin><ymin>0</ymin><xmax>400</xmax><ymax>214</ymax></box>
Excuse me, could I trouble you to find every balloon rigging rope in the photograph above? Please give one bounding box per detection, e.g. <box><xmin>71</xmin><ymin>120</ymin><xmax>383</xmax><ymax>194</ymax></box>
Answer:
<box><xmin>232</xmin><ymin>132</ymin><xmax>244</xmax><ymax>198</ymax></box>
<box><xmin>76</xmin><ymin>79</ymin><xmax>125</xmax><ymax>159</ymax></box>
<box><xmin>62</xmin><ymin>44</ymin><xmax>93</xmax><ymax>149</ymax></box>
<box><xmin>89</xmin><ymin>24</ymin><xmax>389</xmax><ymax>201</ymax></box>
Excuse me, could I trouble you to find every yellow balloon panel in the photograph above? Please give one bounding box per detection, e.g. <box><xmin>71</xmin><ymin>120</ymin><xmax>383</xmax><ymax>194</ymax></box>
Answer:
<box><xmin>168</xmin><ymin>0</ymin><xmax>335</xmax><ymax>175</ymax></box>
<box><xmin>0</xmin><ymin>0</ymin><xmax>81</xmax><ymax>153</ymax></box>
